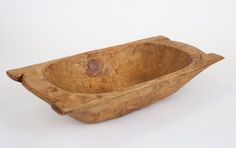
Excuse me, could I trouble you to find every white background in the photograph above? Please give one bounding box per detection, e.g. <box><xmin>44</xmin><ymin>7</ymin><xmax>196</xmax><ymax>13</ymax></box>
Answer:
<box><xmin>0</xmin><ymin>0</ymin><xmax>236</xmax><ymax>148</ymax></box>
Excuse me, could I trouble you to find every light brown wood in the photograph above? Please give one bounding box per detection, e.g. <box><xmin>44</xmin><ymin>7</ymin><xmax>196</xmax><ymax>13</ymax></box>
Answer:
<box><xmin>6</xmin><ymin>36</ymin><xmax>223</xmax><ymax>123</ymax></box>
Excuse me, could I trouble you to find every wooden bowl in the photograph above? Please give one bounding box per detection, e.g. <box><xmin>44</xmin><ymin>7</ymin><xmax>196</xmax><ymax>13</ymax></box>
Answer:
<box><xmin>6</xmin><ymin>36</ymin><xmax>223</xmax><ymax>123</ymax></box>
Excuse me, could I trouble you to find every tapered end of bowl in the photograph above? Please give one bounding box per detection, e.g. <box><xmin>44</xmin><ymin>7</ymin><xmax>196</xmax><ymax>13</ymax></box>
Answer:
<box><xmin>6</xmin><ymin>69</ymin><xmax>24</xmax><ymax>82</ymax></box>
<box><xmin>207</xmin><ymin>53</ymin><xmax>224</xmax><ymax>65</ymax></box>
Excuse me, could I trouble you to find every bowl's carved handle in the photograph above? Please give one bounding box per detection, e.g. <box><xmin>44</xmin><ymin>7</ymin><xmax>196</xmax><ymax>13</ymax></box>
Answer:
<box><xmin>206</xmin><ymin>53</ymin><xmax>224</xmax><ymax>65</ymax></box>
<box><xmin>6</xmin><ymin>66</ymin><xmax>31</xmax><ymax>82</ymax></box>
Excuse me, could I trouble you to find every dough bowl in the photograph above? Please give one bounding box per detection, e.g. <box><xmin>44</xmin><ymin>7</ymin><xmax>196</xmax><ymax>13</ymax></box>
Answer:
<box><xmin>6</xmin><ymin>36</ymin><xmax>223</xmax><ymax>123</ymax></box>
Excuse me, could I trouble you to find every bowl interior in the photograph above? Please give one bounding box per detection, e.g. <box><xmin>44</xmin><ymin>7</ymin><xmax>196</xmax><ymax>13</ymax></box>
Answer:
<box><xmin>44</xmin><ymin>43</ymin><xmax>192</xmax><ymax>93</ymax></box>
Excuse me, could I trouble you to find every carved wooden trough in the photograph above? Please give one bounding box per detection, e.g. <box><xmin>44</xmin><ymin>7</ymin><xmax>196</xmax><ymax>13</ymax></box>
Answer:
<box><xmin>7</xmin><ymin>36</ymin><xmax>223</xmax><ymax>123</ymax></box>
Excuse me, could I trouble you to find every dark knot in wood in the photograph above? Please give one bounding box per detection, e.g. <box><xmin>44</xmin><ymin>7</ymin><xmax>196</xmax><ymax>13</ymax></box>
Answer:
<box><xmin>87</xmin><ymin>59</ymin><xmax>100</xmax><ymax>75</ymax></box>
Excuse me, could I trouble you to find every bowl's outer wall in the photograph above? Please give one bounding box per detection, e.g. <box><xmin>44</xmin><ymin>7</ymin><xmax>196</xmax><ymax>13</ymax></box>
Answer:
<box><xmin>68</xmin><ymin>66</ymin><xmax>205</xmax><ymax>123</ymax></box>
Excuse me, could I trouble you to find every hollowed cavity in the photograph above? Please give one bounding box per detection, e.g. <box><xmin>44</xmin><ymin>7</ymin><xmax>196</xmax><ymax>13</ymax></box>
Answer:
<box><xmin>44</xmin><ymin>43</ymin><xmax>192</xmax><ymax>93</ymax></box>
